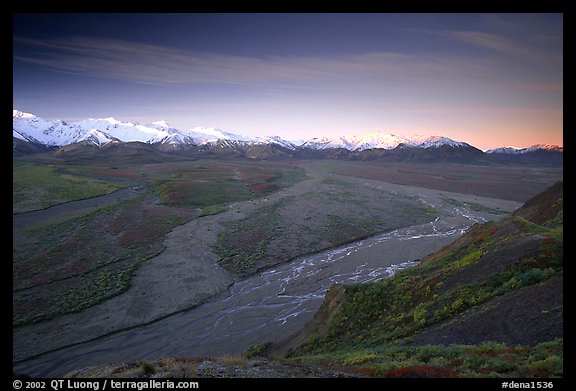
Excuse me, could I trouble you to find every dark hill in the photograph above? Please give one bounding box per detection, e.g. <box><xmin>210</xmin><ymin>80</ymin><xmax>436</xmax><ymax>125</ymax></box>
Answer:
<box><xmin>488</xmin><ymin>149</ymin><xmax>563</xmax><ymax>165</ymax></box>
<box><xmin>13</xmin><ymin>137</ymin><xmax>54</xmax><ymax>156</ymax></box>
<box><xmin>41</xmin><ymin>141</ymin><xmax>196</xmax><ymax>164</ymax></box>
<box><xmin>512</xmin><ymin>181</ymin><xmax>563</xmax><ymax>226</ymax></box>
<box><xmin>15</xmin><ymin>133</ymin><xmax>563</xmax><ymax>165</ymax></box>
<box><xmin>351</xmin><ymin>144</ymin><xmax>488</xmax><ymax>164</ymax></box>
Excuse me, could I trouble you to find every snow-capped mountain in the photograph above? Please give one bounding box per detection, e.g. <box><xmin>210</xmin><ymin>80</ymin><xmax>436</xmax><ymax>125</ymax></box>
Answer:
<box><xmin>300</xmin><ymin>133</ymin><xmax>469</xmax><ymax>151</ymax></box>
<box><xmin>12</xmin><ymin>110</ymin><xmax>471</xmax><ymax>152</ymax></box>
<box><xmin>486</xmin><ymin>145</ymin><xmax>563</xmax><ymax>154</ymax></box>
<box><xmin>253</xmin><ymin>136</ymin><xmax>299</xmax><ymax>150</ymax></box>
<box><xmin>12</xmin><ymin>110</ymin><xmax>562</xmax><ymax>165</ymax></box>
<box><xmin>13</xmin><ymin>110</ymin><xmax>118</xmax><ymax>147</ymax></box>
<box><xmin>402</xmin><ymin>135</ymin><xmax>469</xmax><ymax>149</ymax></box>
<box><xmin>13</xmin><ymin>110</ymin><xmax>303</xmax><ymax>149</ymax></box>
<box><xmin>486</xmin><ymin>144</ymin><xmax>563</xmax><ymax>165</ymax></box>
<box><xmin>12</xmin><ymin>110</ymin><xmax>256</xmax><ymax>148</ymax></box>
<box><xmin>485</xmin><ymin>146</ymin><xmax>523</xmax><ymax>154</ymax></box>
<box><xmin>301</xmin><ymin>133</ymin><xmax>410</xmax><ymax>151</ymax></box>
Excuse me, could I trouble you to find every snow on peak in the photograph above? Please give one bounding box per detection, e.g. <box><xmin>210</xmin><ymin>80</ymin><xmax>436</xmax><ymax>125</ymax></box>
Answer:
<box><xmin>300</xmin><ymin>132</ymin><xmax>468</xmax><ymax>151</ymax></box>
<box><xmin>149</xmin><ymin>120</ymin><xmax>172</xmax><ymax>128</ymax></box>
<box><xmin>12</xmin><ymin>110</ymin><xmax>261</xmax><ymax>148</ymax></box>
<box><xmin>300</xmin><ymin>136</ymin><xmax>342</xmax><ymax>150</ymax></box>
<box><xmin>485</xmin><ymin>146</ymin><xmax>523</xmax><ymax>154</ymax></box>
<box><xmin>404</xmin><ymin>135</ymin><xmax>468</xmax><ymax>149</ymax></box>
<box><xmin>103</xmin><ymin>117</ymin><xmax>121</xmax><ymax>124</ymax></box>
<box><xmin>13</xmin><ymin>110</ymin><xmax>36</xmax><ymax>119</ymax></box>
<box><xmin>486</xmin><ymin>144</ymin><xmax>563</xmax><ymax>154</ymax></box>
<box><xmin>344</xmin><ymin>132</ymin><xmax>409</xmax><ymax>150</ymax></box>
<box><xmin>17</xmin><ymin>110</ymin><xmax>559</xmax><ymax>157</ymax></box>
<box><xmin>187</xmin><ymin>127</ymin><xmax>253</xmax><ymax>142</ymax></box>
<box><xmin>253</xmin><ymin>135</ymin><xmax>298</xmax><ymax>150</ymax></box>
<box><xmin>524</xmin><ymin>144</ymin><xmax>563</xmax><ymax>152</ymax></box>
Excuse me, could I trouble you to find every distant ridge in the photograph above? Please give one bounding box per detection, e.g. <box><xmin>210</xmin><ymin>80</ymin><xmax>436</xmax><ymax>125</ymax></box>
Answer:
<box><xmin>13</xmin><ymin>110</ymin><xmax>562</xmax><ymax>165</ymax></box>
<box><xmin>486</xmin><ymin>145</ymin><xmax>563</xmax><ymax>165</ymax></box>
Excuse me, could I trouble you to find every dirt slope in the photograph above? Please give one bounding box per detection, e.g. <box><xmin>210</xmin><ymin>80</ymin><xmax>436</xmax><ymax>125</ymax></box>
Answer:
<box><xmin>413</xmin><ymin>274</ymin><xmax>563</xmax><ymax>346</ymax></box>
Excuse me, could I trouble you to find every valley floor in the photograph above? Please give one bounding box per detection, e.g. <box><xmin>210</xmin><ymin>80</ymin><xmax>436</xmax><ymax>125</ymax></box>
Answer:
<box><xmin>14</xmin><ymin>171</ymin><xmax>519</xmax><ymax>377</ymax></box>
<box><xmin>13</xmin><ymin>159</ymin><xmax>562</xmax><ymax>377</ymax></box>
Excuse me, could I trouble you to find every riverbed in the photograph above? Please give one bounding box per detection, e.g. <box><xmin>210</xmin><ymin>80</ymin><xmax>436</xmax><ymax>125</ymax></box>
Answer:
<box><xmin>14</xmin><ymin>187</ymin><xmax>518</xmax><ymax>377</ymax></box>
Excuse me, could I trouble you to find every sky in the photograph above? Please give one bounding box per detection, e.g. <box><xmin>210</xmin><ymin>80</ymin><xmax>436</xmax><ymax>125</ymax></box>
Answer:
<box><xmin>13</xmin><ymin>13</ymin><xmax>563</xmax><ymax>150</ymax></box>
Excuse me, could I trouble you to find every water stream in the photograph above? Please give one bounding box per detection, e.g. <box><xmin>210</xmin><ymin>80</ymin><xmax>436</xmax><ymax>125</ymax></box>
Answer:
<box><xmin>14</xmin><ymin>198</ymin><xmax>494</xmax><ymax>377</ymax></box>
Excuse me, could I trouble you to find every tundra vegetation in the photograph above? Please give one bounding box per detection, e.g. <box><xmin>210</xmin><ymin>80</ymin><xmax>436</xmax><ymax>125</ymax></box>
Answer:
<box><xmin>13</xmin><ymin>154</ymin><xmax>562</xmax><ymax>378</ymax></box>
<box><xmin>287</xmin><ymin>183</ymin><xmax>563</xmax><ymax>377</ymax></box>
<box><xmin>13</xmin><ymin>158</ymin><xmax>306</xmax><ymax>326</ymax></box>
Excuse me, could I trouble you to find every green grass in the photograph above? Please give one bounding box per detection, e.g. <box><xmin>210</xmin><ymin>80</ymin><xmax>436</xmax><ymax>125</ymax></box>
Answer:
<box><xmin>442</xmin><ymin>197</ymin><xmax>506</xmax><ymax>215</ymax></box>
<box><xmin>451</xmin><ymin>249</ymin><xmax>484</xmax><ymax>270</ymax></box>
<box><xmin>321</xmin><ymin>177</ymin><xmax>353</xmax><ymax>186</ymax></box>
<box><xmin>153</xmin><ymin>178</ymin><xmax>253</xmax><ymax>208</ymax></box>
<box><xmin>151</xmin><ymin>161</ymin><xmax>306</xmax><ymax>209</ymax></box>
<box><xmin>514</xmin><ymin>216</ymin><xmax>563</xmax><ymax>242</ymax></box>
<box><xmin>272</xmin><ymin>167</ymin><xmax>308</xmax><ymax>187</ymax></box>
<box><xmin>13</xmin><ymin>195</ymin><xmax>194</xmax><ymax>327</ymax></box>
<box><xmin>13</xmin><ymin>201</ymin><xmax>125</xmax><ymax>267</ymax></box>
<box><xmin>140</xmin><ymin>361</ymin><xmax>157</xmax><ymax>376</ymax></box>
<box><xmin>212</xmin><ymin>175</ymin><xmax>437</xmax><ymax>277</ymax></box>
<box><xmin>13</xmin><ymin>162</ymin><xmax>121</xmax><ymax>213</ymax></box>
<box><xmin>310</xmin><ymin>248</ymin><xmax>560</xmax><ymax>351</ymax></box>
<box><xmin>213</xmin><ymin>197</ymin><xmax>291</xmax><ymax>276</ymax></box>
<box><xmin>13</xmin><ymin>258</ymin><xmax>154</xmax><ymax>327</ymax></box>
<box><xmin>289</xmin><ymin>338</ymin><xmax>563</xmax><ymax>377</ymax></box>
<box><xmin>245</xmin><ymin>342</ymin><xmax>273</xmax><ymax>358</ymax></box>
<box><xmin>198</xmin><ymin>204</ymin><xmax>228</xmax><ymax>217</ymax></box>
<box><xmin>13</xmin><ymin>158</ymin><xmax>307</xmax><ymax>326</ymax></box>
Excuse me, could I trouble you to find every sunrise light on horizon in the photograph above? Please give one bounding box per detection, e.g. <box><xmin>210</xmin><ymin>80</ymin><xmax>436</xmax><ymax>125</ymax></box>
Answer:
<box><xmin>13</xmin><ymin>13</ymin><xmax>563</xmax><ymax>151</ymax></box>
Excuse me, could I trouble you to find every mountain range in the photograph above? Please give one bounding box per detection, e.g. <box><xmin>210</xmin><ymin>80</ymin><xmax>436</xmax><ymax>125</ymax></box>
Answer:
<box><xmin>13</xmin><ymin>110</ymin><xmax>563</xmax><ymax>164</ymax></box>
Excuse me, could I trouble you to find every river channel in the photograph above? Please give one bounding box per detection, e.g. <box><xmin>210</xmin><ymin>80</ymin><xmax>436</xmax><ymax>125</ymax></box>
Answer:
<box><xmin>14</xmin><ymin>191</ymin><xmax>515</xmax><ymax>377</ymax></box>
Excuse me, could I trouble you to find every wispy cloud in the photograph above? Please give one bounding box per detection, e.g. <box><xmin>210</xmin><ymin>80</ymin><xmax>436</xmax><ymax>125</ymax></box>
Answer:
<box><xmin>13</xmin><ymin>36</ymin><xmax>506</xmax><ymax>91</ymax></box>
<box><xmin>442</xmin><ymin>29</ymin><xmax>562</xmax><ymax>70</ymax></box>
<box><xmin>448</xmin><ymin>31</ymin><xmax>530</xmax><ymax>55</ymax></box>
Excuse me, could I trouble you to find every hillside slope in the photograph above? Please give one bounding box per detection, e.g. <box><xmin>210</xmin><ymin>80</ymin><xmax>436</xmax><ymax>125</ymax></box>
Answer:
<box><xmin>279</xmin><ymin>181</ymin><xmax>563</xmax><ymax>377</ymax></box>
